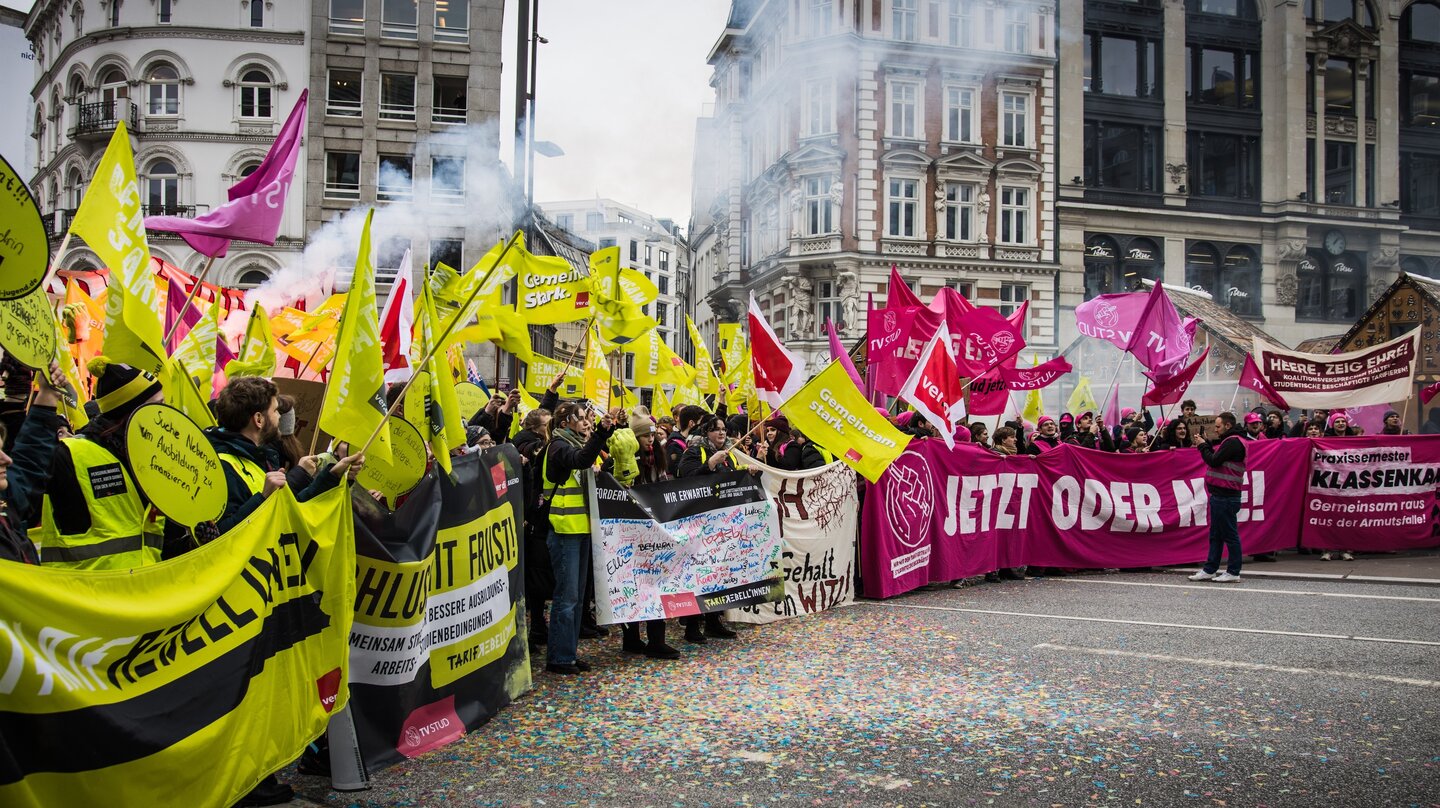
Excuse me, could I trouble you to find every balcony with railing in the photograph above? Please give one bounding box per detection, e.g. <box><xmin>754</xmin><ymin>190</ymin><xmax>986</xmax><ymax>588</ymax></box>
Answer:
<box><xmin>74</xmin><ymin>100</ymin><xmax>139</xmax><ymax>139</ymax></box>
<box><xmin>43</xmin><ymin>209</ymin><xmax>77</xmax><ymax>237</ymax></box>
<box><xmin>141</xmin><ymin>204</ymin><xmax>206</xmax><ymax>218</ymax></box>
<box><xmin>433</xmin><ymin>104</ymin><xmax>466</xmax><ymax>125</ymax></box>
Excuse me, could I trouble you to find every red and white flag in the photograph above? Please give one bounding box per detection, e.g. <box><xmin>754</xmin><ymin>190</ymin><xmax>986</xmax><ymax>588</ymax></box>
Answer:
<box><xmin>380</xmin><ymin>249</ymin><xmax>414</xmax><ymax>383</ymax></box>
<box><xmin>897</xmin><ymin>324</ymin><xmax>967</xmax><ymax>449</ymax></box>
<box><xmin>1143</xmin><ymin>347</ymin><xmax>1209</xmax><ymax>407</ymax></box>
<box><xmin>1238</xmin><ymin>352</ymin><xmax>1290</xmax><ymax>410</ymax></box>
<box><xmin>749</xmin><ymin>292</ymin><xmax>807</xmax><ymax>408</ymax></box>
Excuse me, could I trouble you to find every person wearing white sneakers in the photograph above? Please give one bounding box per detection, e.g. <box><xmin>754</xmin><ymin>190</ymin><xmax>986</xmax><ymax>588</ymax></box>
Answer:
<box><xmin>1189</xmin><ymin>412</ymin><xmax>1248</xmax><ymax>584</ymax></box>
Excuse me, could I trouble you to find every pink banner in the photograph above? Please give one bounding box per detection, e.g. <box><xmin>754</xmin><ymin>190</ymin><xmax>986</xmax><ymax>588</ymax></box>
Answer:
<box><xmin>1303</xmin><ymin>437</ymin><xmax>1440</xmax><ymax>550</ymax></box>
<box><xmin>1074</xmin><ymin>291</ymin><xmax>1148</xmax><ymax>349</ymax></box>
<box><xmin>863</xmin><ymin>440</ymin><xmax>1312</xmax><ymax>598</ymax></box>
<box><xmin>1001</xmin><ymin>356</ymin><xmax>1072</xmax><ymax>390</ymax></box>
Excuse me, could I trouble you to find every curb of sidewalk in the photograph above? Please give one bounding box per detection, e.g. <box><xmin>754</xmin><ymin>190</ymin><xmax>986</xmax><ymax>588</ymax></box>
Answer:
<box><xmin>1168</xmin><ymin>567</ymin><xmax>1440</xmax><ymax>587</ymax></box>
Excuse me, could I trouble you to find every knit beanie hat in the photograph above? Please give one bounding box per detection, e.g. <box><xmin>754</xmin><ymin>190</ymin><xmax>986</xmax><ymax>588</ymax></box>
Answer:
<box><xmin>1037</xmin><ymin>416</ymin><xmax>1055</xmax><ymax>428</ymax></box>
<box><xmin>1328</xmin><ymin>411</ymin><xmax>1349</xmax><ymax>429</ymax></box>
<box><xmin>629</xmin><ymin>412</ymin><xmax>655</xmax><ymax>437</ymax></box>
<box><xmin>1125</xmin><ymin>426</ymin><xmax>1143</xmax><ymax>444</ymax></box>
<box><xmin>89</xmin><ymin>357</ymin><xmax>161</xmax><ymax>418</ymax></box>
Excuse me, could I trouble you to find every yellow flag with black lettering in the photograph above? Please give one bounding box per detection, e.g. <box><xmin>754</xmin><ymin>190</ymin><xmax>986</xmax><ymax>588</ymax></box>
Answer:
<box><xmin>68</xmin><ymin>123</ymin><xmax>164</xmax><ymax>374</ymax></box>
<box><xmin>522</xmin><ymin>353</ymin><xmax>583</xmax><ymax>398</ymax></box>
<box><xmin>414</xmin><ymin>274</ymin><xmax>466</xmax><ymax>475</ymax></box>
<box><xmin>224</xmin><ymin>305</ymin><xmax>277</xmax><ymax>378</ymax></box>
<box><xmin>583</xmin><ymin>326</ymin><xmax>611</xmax><ymax>409</ymax></box>
<box><xmin>783</xmin><ymin>361</ymin><xmax>912</xmax><ymax>483</ymax></box>
<box><xmin>686</xmin><ymin>316</ymin><xmax>719</xmax><ymax>394</ymax></box>
<box><xmin>318</xmin><ymin>209</ymin><xmax>392</xmax><ymax>463</ymax></box>
<box><xmin>514</xmin><ymin>238</ymin><xmax>589</xmax><ymax>324</ymax></box>
<box><xmin>0</xmin><ymin>485</ymin><xmax>355</xmax><ymax>808</ymax></box>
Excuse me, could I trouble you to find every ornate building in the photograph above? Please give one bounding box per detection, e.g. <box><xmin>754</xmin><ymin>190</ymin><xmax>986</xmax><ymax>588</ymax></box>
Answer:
<box><xmin>692</xmin><ymin>0</ymin><xmax>1063</xmax><ymax>368</ymax></box>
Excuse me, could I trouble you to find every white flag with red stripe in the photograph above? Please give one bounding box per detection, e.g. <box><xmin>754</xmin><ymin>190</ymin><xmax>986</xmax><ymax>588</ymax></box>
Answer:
<box><xmin>748</xmin><ymin>292</ymin><xmax>807</xmax><ymax>408</ymax></box>
<box><xmin>897</xmin><ymin>323</ymin><xmax>967</xmax><ymax>449</ymax></box>
<box><xmin>379</xmin><ymin>249</ymin><xmax>414</xmax><ymax>384</ymax></box>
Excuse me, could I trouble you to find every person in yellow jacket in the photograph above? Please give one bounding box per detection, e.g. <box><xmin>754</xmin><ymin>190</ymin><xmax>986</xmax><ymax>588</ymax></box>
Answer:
<box><xmin>38</xmin><ymin>358</ymin><xmax>165</xmax><ymax>570</ymax></box>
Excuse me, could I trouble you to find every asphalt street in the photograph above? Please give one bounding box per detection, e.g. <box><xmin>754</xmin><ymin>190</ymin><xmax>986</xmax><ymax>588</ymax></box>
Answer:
<box><xmin>296</xmin><ymin>571</ymin><xmax>1440</xmax><ymax>807</ymax></box>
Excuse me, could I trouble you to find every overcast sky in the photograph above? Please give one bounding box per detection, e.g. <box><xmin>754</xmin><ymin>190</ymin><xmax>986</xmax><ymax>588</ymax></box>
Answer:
<box><xmin>503</xmin><ymin>0</ymin><xmax>731</xmax><ymax>226</ymax></box>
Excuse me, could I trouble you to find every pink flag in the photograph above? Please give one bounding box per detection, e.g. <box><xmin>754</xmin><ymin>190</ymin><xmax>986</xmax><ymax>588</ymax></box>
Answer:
<box><xmin>1142</xmin><ymin>347</ymin><xmax>1209</xmax><ymax>407</ymax></box>
<box><xmin>826</xmin><ymin>317</ymin><xmax>864</xmax><ymax>392</ymax></box>
<box><xmin>886</xmin><ymin>265</ymin><xmax>922</xmax><ymax>308</ymax></box>
<box><xmin>1238</xmin><ymin>353</ymin><xmax>1290</xmax><ymax>410</ymax></box>
<box><xmin>164</xmin><ymin>277</ymin><xmax>203</xmax><ymax>353</ymax></box>
<box><xmin>1001</xmin><ymin>356</ymin><xmax>1073</xmax><ymax>390</ymax></box>
<box><xmin>949</xmin><ymin>303</ymin><xmax>1026</xmax><ymax>378</ymax></box>
<box><xmin>380</xmin><ymin>250</ymin><xmax>414</xmax><ymax>383</ymax></box>
<box><xmin>967</xmin><ymin>368</ymin><xmax>1009</xmax><ymax>416</ymax></box>
<box><xmin>1103</xmin><ymin>380</ymin><xmax>1121</xmax><ymax>427</ymax></box>
<box><xmin>1126</xmin><ymin>284</ymin><xmax>1197</xmax><ymax>376</ymax></box>
<box><xmin>749</xmin><ymin>293</ymin><xmax>807</xmax><ymax>408</ymax></box>
<box><xmin>1075</xmin><ymin>291</ymin><xmax>1149</xmax><ymax>350</ymax></box>
<box><xmin>897</xmin><ymin>324</ymin><xmax>967</xmax><ymax>449</ymax></box>
<box><xmin>145</xmin><ymin>90</ymin><xmax>309</xmax><ymax>257</ymax></box>
<box><xmin>1423</xmin><ymin>380</ymin><xmax>1440</xmax><ymax>406</ymax></box>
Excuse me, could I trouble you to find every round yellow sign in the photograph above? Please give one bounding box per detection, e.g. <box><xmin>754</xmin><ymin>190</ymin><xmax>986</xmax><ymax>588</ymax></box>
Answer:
<box><xmin>0</xmin><ymin>286</ymin><xmax>58</xmax><ymax>369</ymax></box>
<box><xmin>357</xmin><ymin>416</ymin><xmax>428</xmax><ymax>502</ymax></box>
<box><xmin>125</xmin><ymin>403</ymin><xmax>226</xmax><ymax>526</ymax></box>
<box><xmin>0</xmin><ymin>152</ymin><xmax>50</xmax><ymax>301</ymax></box>
<box><xmin>455</xmin><ymin>381</ymin><xmax>487</xmax><ymax>420</ymax></box>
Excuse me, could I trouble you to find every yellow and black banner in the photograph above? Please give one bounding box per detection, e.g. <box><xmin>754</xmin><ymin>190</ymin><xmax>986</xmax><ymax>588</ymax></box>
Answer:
<box><xmin>0</xmin><ymin>485</ymin><xmax>355</xmax><ymax>808</ymax></box>
<box><xmin>347</xmin><ymin>447</ymin><xmax>532</xmax><ymax>770</ymax></box>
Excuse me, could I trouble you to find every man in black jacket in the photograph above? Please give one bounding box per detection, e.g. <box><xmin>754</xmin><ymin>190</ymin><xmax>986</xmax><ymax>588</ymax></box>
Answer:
<box><xmin>1190</xmin><ymin>412</ymin><xmax>1247</xmax><ymax>583</ymax></box>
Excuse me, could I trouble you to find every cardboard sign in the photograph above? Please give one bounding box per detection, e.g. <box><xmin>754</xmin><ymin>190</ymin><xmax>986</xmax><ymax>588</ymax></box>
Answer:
<box><xmin>0</xmin><ymin>152</ymin><xmax>49</xmax><ymax>301</ymax></box>
<box><xmin>0</xmin><ymin>287</ymin><xmax>58</xmax><ymax>368</ymax></box>
<box><xmin>274</xmin><ymin>378</ymin><xmax>327</xmax><ymax>451</ymax></box>
<box><xmin>357</xmin><ymin>416</ymin><xmax>427</xmax><ymax>503</ymax></box>
<box><xmin>125</xmin><ymin>404</ymin><xmax>226</xmax><ymax>526</ymax></box>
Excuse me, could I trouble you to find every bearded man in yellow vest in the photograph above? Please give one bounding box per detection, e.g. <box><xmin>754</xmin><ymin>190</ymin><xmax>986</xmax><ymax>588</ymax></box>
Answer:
<box><xmin>38</xmin><ymin>358</ymin><xmax>165</xmax><ymax>570</ymax></box>
<box><xmin>204</xmin><ymin>376</ymin><xmax>363</xmax><ymax>538</ymax></box>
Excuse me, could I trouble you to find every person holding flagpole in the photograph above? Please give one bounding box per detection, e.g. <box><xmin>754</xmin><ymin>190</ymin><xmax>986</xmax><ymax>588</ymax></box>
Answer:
<box><xmin>1190</xmin><ymin>411</ymin><xmax>1247</xmax><ymax>583</ymax></box>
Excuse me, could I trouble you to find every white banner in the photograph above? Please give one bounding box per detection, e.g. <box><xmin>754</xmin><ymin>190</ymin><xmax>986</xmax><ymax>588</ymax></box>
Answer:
<box><xmin>729</xmin><ymin>459</ymin><xmax>858</xmax><ymax>624</ymax></box>
<box><xmin>1253</xmin><ymin>333</ymin><xmax>1420</xmax><ymax>409</ymax></box>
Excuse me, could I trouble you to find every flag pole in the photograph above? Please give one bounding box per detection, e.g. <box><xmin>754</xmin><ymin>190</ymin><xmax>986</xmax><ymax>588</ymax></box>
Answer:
<box><xmin>163</xmin><ymin>253</ymin><xmax>220</xmax><ymax>346</ymax></box>
<box><xmin>353</xmin><ymin>231</ymin><xmax>524</xmax><ymax>458</ymax></box>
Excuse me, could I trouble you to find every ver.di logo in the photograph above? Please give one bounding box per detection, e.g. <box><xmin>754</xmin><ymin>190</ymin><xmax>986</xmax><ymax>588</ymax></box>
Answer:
<box><xmin>884</xmin><ymin>450</ymin><xmax>934</xmax><ymax>549</ymax></box>
<box><xmin>1095</xmin><ymin>302</ymin><xmax>1119</xmax><ymax>328</ymax></box>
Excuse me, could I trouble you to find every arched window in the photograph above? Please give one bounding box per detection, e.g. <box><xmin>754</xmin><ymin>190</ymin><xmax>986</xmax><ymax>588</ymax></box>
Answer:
<box><xmin>146</xmin><ymin>63</ymin><xmax>179</xmax><ymax>116</ymax></box>
<box><xmin>33</xmin><ymin>107</ymin><xmax>44</xmax><ymax>163</ymax></box>
<box><xmin>66</xmin><ymin>167</ymin><xmax>84</xmax><ymax>209</ymax></box>
<box><xmin>100</xmin><ymin>68</ymin><xmax>128</xmax><ymax>106</ymax></box>
<box><xmin>238</xmin><ymin>162</ymin><xmax>261</xmax><ymax>178</ymax></box>
<box><xmin>250</xmin><ymin>0</ymin><xmax>265</xmax><ymax>27</ymax></box>
<box><xmin>239</xmin><ymin>68</ymin><xmax>273</xmax><ymax>119</ymax></box>
<box><xmin>67</xmin><ymin>76</ymin><xmax>84</xmax><ymax>132</ymax></box>
<box><xmin>1222</xmin><ymin>246</ymin><xmax>1260</xmax><ymax>316</ymax></box>
<box><xmin>107</xmin><ymin>0</ymin><xmax>121</xmax><ymax>27</ymax></box>
<box><xmin>236</xmin><ymin>268</ymin><xmax>270</xmax><ymax>289</ymax></box>
<box><xmin>1400</xmin><ymin>255</ymin><xmax>1432</xmax><ymax>277</ymax></box>
<box><xmin>1185</xmin><ymin>241</ymin><xmax>1220</xmax><ymax>294</ymax></box>
<box><xmin>144</xmin><ymin>158</ymin><xmax>179</xmax><ymax>214</ymax></box>
<box><xmin>1402</xmin><ymin>1</ymin><xmax>1440</xmax><ymax>43</ymax></box>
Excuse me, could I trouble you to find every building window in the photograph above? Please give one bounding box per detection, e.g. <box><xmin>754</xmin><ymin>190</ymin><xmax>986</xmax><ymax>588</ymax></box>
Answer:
<box><xmin>330</xmin><ymin>0</ymin><xmax>364</xmax><ymax>34</ymax></box>
<box><xmin>804</xmin><ymin>78</ymin><xmax>835</xmax><ymax>137</ymax></box>
<box><xmin>1325</xmin><ymin>57</ymin><xmax>1355</xmax><ymax>116</ymax></box>
<box><xmin>430</xmin><ymin>238</ymin><xmax>463</xmax><ymax>270</ymax></box>
<box><xmin>893</xmin><ymin>0</ymin><xmax>918</xmax><ymax>41</ymax></box>
<box><xmin>887</xmin><ymin>79</ymin><xmax>920</xmax><ymax>139</ymax></box>
<box><xmin>1325</xmin><ymin>140</ymin><xmax>1355</xmax><ymax>205</ymax></box>
<box><xmin>236</xmin><ymin>269</ymin><xmax>270</xmax><ymax>289</ymax></box>
<box><xmin>435</xmin><ymin>0</ymin><xmax>468</xmax><ymax>43</ymax></box>
<box><xmin>107</xmin><ymin>1</ymin><xmax>120</xmax><ymax>27</ymax></box>
<box><xmin>817</xmin><ymin>280</ymin><xmax>840</xmax><ymax>334</ymax></box>
<box><xmin>998</xmin><ymin>283</ymin><xmax>1028</xmax><ymax>319</ymax></box>
<box><xmin>645</xmin><ymin>244</ymin><xmax>654</xmax><ymax>265</ymax></box>
<box><xmin>942</xmin><ymin>182</ymin><xmax>977</xmax><ymax>241</ymax></box>
<box><xmin>658</xmin><ymin>250</ymin><xmax>670</xmax><ymax>271</ymax></box>
<box><xmin>1297</xmin><ymin>251</ymin><xmax>1366</xmax><ymax>320</ymax></box>
<box><xmin>1186</xmin><ymin>47</ymin><xmax>1258</xmax><ymax>108</ymax></box>
<box><xmin>431</xmin><ymin>157</ymin><xmax>465</xmax><ymax>202</ymax></box>
<box><xmin>809</xmin><ymin>0</ymin><xmax>834</xmax><ymax>36</ymax></box>
<box><xmin>1186</xmin><ymin>242</ymin><xmax>1260</xmax><ymax>316</ymax></box>
<box><xmin>378</xmin><ymin>155</ymin><xmax>413</xmax><ymax>201</ymax></box>
<box><xmin>238</xmin><ymin>162</ymin><xmax>261</xmax><ymax>178</ymax></box>
<box><xmin>1403</xmin><ymin>71</ymin><xmax>1440</xmax><ymax>127</ymax></box>
<box><xmin>1004</xmin><ymin>6</ymin><xmax>1029</xmax><ymax>53</ymax></box>
<box><xmin>629</xmin><ymin>240</ymin><xmax>639</xmax><ymax>262</ymax></box>
<box><xmin>327</xmin><ymin>70</ymin><xmax>362</xmax><ymax>117</ymax></box>
<box><xmin>555</xmin><ymin>214</ymin><xmax>573</xmax><ymax>230</ymax></box>
<box><xmin>143</xmin><ymin>159</ymin><xmax>179</xmax><ymax>214</ymax></box>
<box><xmin>1187</xmin><ymin>0</ymin><xmax>1258</xmax><ymax>17</ymax></box>
<box><xmin>1401</xmin><ymin>152</ymin><xmax>1440</xmax><ymax>215</ymax></box>
<box><xmin>1303</xmin><ymin>0</ymin><xmax>1376</xmax><ymax>27</ymax></box>
<box><xmin>146</xmin><ymin>64</ymin><xmax>180</xmax><ymax>117</ymax></box>
<box><xmin>998</xmin><ymin>186</ymin><xmax>1031</xmax><ymax>245</ymax></box>
<box><xmin>886</xmin><ymin>177</ymin><xmax>920</xmax><ymax>238</ymax></box>
<box><xmin>655</xmin><ymin>302</ymin><xmax>669</xmax><ymax>327</ymax></box>
<box><xmin>947</xmin><ymin>0</ymin><xmax>974</xmax><ymax>47</ymax></box>
<box><xmin>658</xmin><ymin>274</ymin><xmax>670</xmax><ymax>295</ymax></box>
<box><xmin>238</xmin><ymin>69</ymin><xmax>273</xmax><ymax>119</ymax></box>
<box><xmin>943</xmin><ymin>85</ymin><xmax>977</xmax><ymax>143</ymax></box>
<box><xmin>801</xmin><ymin>175</ymin><xmax>836</xmax><ymax>236</ymax></box>
<box><xmin>1084</xmin><ymin>33</ymin><xmax>1159</xmax><ymax>98</ymax></box>
<box><xmin>598</xmin><ymin>237</ymin><xmax>616</xmax><ymax>249</ymax></box>
<box><xmin>382</xmin><ymin>0</ymin><xmax>418</xmax><ymax>39</ymax></box>
<box><xmin>1187</xmin><ymin>131</ymin><xmax>1259</xmax><ymax>199</ymax></box>
<box><xmin>1084</xmin><ymin>122</ymin><xmax>1161</xmax><ymax>192</ymax></box>
<box><xmin>587</xmin><ymin>212</ymin><xmax>605</xmax><ymax>230</ymax></box>
<box><xmin>432</xmin><ymin>75</ymin><xmax>466</xmax><ymax>124</ymax></box>
<box><xmin>324</xmin><ymin>151</ymin><xmax>360</xmax><ymax>200</ymax></box>
<box><xmin>158</xmin><ymin>0</ymin><xmax>171</xmax><ymax>24</ymax></box>
<box><xmin>250</xmin><ymin>0</ymin><xmax>264</xmax><ymax>27</ymax></box>
<box><xmin>380</xmin><ymin>73</ymin><xmax>416</xmax><ymax>121</ymax></box>
<box><xmin>1403</xmin><ymin>1</ymin><xmax>1440</xmax><ymax>42</ymax></box>
<box><xmin>1001</xmin><ymin>91</ymin><xmax>1030</xmax><ymax>148</ymax></box>
<box><xmin>376</xmin><ymin>237</ymin><xmax>411</xmax><ymax>285</ymax></box>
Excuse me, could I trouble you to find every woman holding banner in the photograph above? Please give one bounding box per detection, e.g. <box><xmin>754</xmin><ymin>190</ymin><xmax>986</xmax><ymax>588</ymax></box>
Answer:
<box><xmin>615</xmin><ymin>413</ymin><xmax>682</xmax><ymax>660</ymax></box>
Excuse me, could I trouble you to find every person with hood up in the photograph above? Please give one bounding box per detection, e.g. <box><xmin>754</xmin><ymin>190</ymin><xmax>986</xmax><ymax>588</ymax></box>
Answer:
<box><xmin>1423</xmin><ymin>407</ymin><xmax>1440</xmax><ymax>435</ymax></box>
<box><xmin>1058</xmin><ymin>412</ymin><xmax>1076</xmax><ymax>441</ymax></box>
<box><xmin>1189</xmin><ymin>412</ymin><xmax>1247</xmax><ymax>583</ymax></box>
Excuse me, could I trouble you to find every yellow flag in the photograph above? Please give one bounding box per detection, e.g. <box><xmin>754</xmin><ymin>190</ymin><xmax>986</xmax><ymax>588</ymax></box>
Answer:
<box><xmin>725</xmin><ymin>349</ymin><xmax>755</xmax><ymax>411</ymax></box>
<box><xmin>592</xmin><ymin>266</ymin><xmax>659</xmax><ymax>306</ymax></box>
<box><xmin>69</xmin><ymin>123</ymin><xmax>164</xmax><ymax>374</ymax></box>
<box><xmin>592</xmin><ymin>296</ymin><xmax>656</xmax><ymax>346</ymax></box>
<box><xmin>717</xmin><ymin>322</ymin><xmax>746</xmax><ymax>376</ymax></box>
<box><xmin>225</xmin><ymin>305</ymin><xmax>278</xmax><ymax>378</ymax></box>
<box><xmin>510</xmin><ymin>386</ymin><xmax>540</xmax><ymax>439</ymax></box>
<box><xmin>172</xmin><ymin>296</ymin><xmax>220</xmax><ymax>389</ymax></box>
<box><xmin>628</xmin><ymin>329</ymin><xmax>686</xmax><ymax>387</ymax></box>
<box><xmin>162</xmin><ymin>359</ymin><xmax>217</xmax><ymax>429</ymax></box>
<box><xmin>414</xmin><ymin>273</ymin><xmax>466</xmax><ymax>475</ymax></box>
<box><xmin>583</xmin><ymin>326</ymin><xmax>611</xmax><ymax>409</ymax></box>
<box><xmin>686</xmin><ymin>316</ymin><xmax>719</xmax><ymax>394</ymax></box>
<box><xmin>1022</xmin><ymin>358</ymin><xmax>1045</xmax><ymax>424</ymax></box>
<box><xmin>1066</xmin><ymin>376</ymin><xmax>1099</xmax><ymax>415</ymax></box>
<box><xmin>438</xmin><ymin>240</ymin><xmax>521</xmax><ymax>336</ymax></box>
<box><xmin>523</xmin><ymin>353</ymin><xmax>583</xmax><ymax>397</ymax></box>
<box><xmin>671</xmin><ymin>383</ymin><xmax>706</xmax><ymax>410</ymax></box>
<box><xmin>515</xmin><ymin>240</ymin><xmax>590</xmax><ymax>324</ymax></box>
<box><xmin>651</xmin><ymin>385</ymin><xmax>673</xmax><ymax>419</ymax></box>
<box><xmin>318</xmin><ymin>209</ymin><xmax>392</xmax><ymax>463</ymax></box>
<box><xmin>783</xmin><ymin>361</ymin><xmax>912</xmax><ymax>483</ymax></box>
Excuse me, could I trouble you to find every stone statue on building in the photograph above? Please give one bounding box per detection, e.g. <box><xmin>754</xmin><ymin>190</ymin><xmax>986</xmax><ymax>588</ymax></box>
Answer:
<box><xmin>838</xmin><ymin>271</ymin><xmax>860</xmax><ymax>334</ymax></box>
<box><xmin>788</xmin><ymin>276</ymin><xmax>814</xmax><ymax>337</ymax></box>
